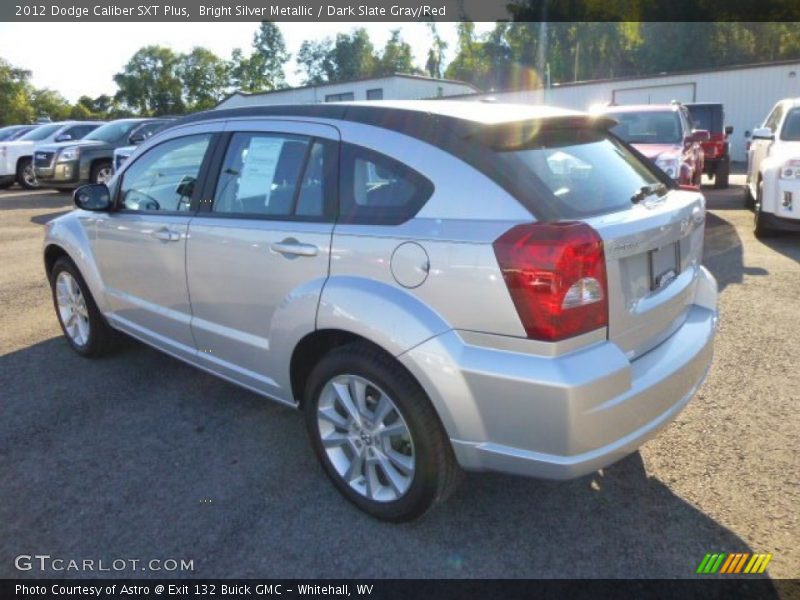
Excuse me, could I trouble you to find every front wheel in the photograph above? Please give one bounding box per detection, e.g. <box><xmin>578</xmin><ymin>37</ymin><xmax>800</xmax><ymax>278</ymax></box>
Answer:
<box><xmin>753</xmin><ymin>181</ymin><xmax>776</xmax><ymax>239</ymax></box>
<box><xmin>16</xmin><ymin>157</ymin><xmax>39</xmax><ymax>190</ymax></box>
<box><xmin>304</xmin><ymin>343</ymin><xmax>461</xmax><ymax>521</ymax></box>
<box><xmin>49</xmin><ymin>256</ymin><xmax>118</xmax><ymax>357</ymax></box>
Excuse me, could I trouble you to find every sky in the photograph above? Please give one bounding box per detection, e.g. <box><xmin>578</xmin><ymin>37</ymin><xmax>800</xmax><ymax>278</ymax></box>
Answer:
<box><xmin>0</xmin><ymin>22</ymin><xmax>495</xmax><ymax>103</ymax></box>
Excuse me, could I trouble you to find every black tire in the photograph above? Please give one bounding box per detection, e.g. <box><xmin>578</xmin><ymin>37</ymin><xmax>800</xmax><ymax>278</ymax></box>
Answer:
<box><xmin>744</xmin><ymin>183</ymin><xmax>755</xmax><ymax>210</ymax></box>
<box><xmin>90</xmin><ymin>161</ymin><xmax>113</xmax><ymax>185</ymax></box>
<box><xmin>753</xmin><ymin>181</ymin><xmax>776</xmax><ymax>239</ymax></box>
<box><xmin>714</xmin><ymin>157</ymin><xmax>730</xmax><ymax>189</ymax></box>
<box><xmin>16</xmin><ymin>157</ymin><xmax>38</xmax><ymax>190</ymax></box>
<box><xmin>49</xmin><ymin>256</ymin><xmax>118</xmax><ymax>357</ymax></box>
<box><xmin>304</xmin><ymin>342</ymin><xmax>461</xmax><ymax>521</ymax></box>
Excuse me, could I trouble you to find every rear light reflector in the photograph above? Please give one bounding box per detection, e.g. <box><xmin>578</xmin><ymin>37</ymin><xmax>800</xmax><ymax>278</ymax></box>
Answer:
<box><xmin>493</xmin><ymin>222</ymin><xmax>608</xmax><ymax>342</ymax></box>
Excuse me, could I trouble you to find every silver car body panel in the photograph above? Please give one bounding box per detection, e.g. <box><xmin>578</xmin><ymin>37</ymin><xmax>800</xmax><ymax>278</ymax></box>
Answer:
<box><xmin>44</xmin><ymin>102</ymin><xmax>719</xmax><ymax>479</ymax></box>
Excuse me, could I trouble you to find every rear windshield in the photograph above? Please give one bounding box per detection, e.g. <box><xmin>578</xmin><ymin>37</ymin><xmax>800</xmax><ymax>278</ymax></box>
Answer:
<box><xmin>491</xmin><ymin>127</ymin><xmax>662</xmax><ymax>219</ymax></box>
<box><xmin>19</xmin><ymin>123</ymin><xmax>62</xmax><ymax>141</ymax></box>
<box><xmin>686</xmin><ymin>105</ymin><xmax>722</xmax><ymax>133</ymax></box>
<box><xmin>606</xmin><ymin>110</ymin><xmax>682</xmax><ymax>144</ymax></box>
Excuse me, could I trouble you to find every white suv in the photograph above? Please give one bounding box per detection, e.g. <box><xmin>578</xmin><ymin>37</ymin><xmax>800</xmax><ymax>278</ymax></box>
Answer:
<box><xmin>0</xmin><ymin>121</ymin><xmax>100</xmax><ymax>190</ymax></box>
<box><xmin>746</xmin><ymin>98</ymin><xmax>800</xmax><ymax>236</ymax></box>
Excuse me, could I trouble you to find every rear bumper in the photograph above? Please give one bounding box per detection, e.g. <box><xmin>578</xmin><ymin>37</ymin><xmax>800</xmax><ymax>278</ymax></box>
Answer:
<box><xmin>762</xmin><ymin>212</ymin><xmax>800</xmax><ymax>232</ymax></box>
<box><xmin>400</xmin><ymin>266</ymin><xmax>718</xmax><ymax>480</ymax></box>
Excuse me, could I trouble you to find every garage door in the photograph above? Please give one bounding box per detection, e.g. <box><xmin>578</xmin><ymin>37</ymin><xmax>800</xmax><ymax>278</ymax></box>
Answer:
<box><xmin>612</xmin><ymin>83</ymin><xmax>695</xmax><ymax>105</ymax></box>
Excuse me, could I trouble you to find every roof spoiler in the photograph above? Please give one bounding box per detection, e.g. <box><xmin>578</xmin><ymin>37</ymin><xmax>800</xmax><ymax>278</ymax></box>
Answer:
<box><xmin>467</xmin><ymin>115</ymin><xmax>618</xmax><ymax>150</ymax></box>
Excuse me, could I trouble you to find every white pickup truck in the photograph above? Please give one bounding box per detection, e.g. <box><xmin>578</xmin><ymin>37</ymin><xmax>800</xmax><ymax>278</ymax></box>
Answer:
<box><xmin>746</xmin><ymin>98</ymin><xmax>800</xmax><ymax>237</ymax></box>
<box><xmin>0</xmin><ymin>121</ymin><xmax>100</xmax><ymax>189</ymax></box>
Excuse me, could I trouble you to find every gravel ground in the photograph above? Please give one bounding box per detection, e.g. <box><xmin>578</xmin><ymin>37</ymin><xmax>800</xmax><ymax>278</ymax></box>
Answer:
<box><xmin>0</xmin><ymin>176</ymin><xmax>797</xmax><ymax>580</ymax></box>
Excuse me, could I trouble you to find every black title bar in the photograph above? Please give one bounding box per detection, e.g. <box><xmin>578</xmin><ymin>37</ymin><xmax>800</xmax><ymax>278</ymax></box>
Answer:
<box><xmin>4</xmin><ymin>0</ymin><xmax>800</xmax><ymax>22</ymax></box>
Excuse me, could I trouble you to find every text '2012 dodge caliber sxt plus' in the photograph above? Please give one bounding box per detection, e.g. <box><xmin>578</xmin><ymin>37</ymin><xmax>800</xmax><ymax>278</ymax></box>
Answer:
<box><xmin>43</xmin><ymin>101</ymin><xmax>718</xmax><ymax>521</ymax></box>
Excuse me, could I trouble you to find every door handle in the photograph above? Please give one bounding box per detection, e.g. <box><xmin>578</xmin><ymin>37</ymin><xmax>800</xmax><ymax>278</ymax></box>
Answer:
<box><xmin>270</xmin><ymin>239</ymin><xmax>318</xmax><ymax>257</ymax></box>
<box><xmin>151</xmin><ymin>227</ymin><xmax>181</xmax><ymax>242</ymax></box>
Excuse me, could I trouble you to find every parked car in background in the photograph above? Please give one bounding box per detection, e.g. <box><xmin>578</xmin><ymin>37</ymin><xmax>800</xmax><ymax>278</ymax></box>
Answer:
<box><xmin>0</xmin><ymin>121</ymin><xmax>102</xmax><ymax>189</ymax></box>
<box><xmin>34</xmin><ymin>118</ymin><xmax>162</xmax><ymax>190</ymax></box>
<box><xmin>0</xmin><ymin>124</ymin><xmax>37</xmax><ymax>142</ymax></box>
<box><xmin>746</xmin><ymin>98</ymin><xmax>800</xmax><ymax>237</ymax></box>
<box><xmin>44</xmin><ymin>102</ymin><xmax>718</xmax><ymax>520</ymax></box>
<box><xmin>599</xmin><ymin>104</ymin><xmax>709</xmax><ymax>186</ymax></box>
<box><xmin>686</xmin><ymin>102</ymin><xmax>733</xmax><ymax>188</ymax></box>
<box><xmin>112</xmin><ymin>118</ymin><xmax>175</xmax><ymax>172</ymax></box>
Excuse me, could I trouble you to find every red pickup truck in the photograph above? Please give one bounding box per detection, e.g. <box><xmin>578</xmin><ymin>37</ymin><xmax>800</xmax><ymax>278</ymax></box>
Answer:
<box><xmin>600</xmin><ymin>103</ymin><xmax>709</xmax><ymax>187</ymax></box>
<box><xmin>686</xmin><ymin>102</ymin><xmax>732</xmax><ymax>188</ymax></box>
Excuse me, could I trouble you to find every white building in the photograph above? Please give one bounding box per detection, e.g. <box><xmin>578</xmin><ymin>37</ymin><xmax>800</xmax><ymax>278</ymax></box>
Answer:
<box><xmin>461</xmin><ymin>60</ymin><xmax>800</xmax><ymax>161</ymax></box>
<box><xmin>216</xmin><ymin>73</ymin><xmax>477</xmax><ymax>110</ymax></box>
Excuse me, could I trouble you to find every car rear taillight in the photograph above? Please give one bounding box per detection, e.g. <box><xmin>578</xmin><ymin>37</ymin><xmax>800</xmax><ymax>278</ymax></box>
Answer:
<box><xmin>493</xmin><ymin>222</ymin><xmax>608</xmax><ymax>342</ymax></box>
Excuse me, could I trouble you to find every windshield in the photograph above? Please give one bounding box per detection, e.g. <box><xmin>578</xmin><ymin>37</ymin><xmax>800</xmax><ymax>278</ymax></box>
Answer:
<box><xmin>19</xmin><ymin>123</ymin><xmax>62</xmax><ymax>141</ymax></box>
<box><xmin>780</xmin><ymin>108</ymin><xmax>800</xmax><ymax>141</ymax></box>
<box><xmin>491</xmin><ymin>127</ymin><xmax>663</xmax><ymax>219</ymax></box>
<box><xmin>84</xmin><ymin>120</ymin><xmax>141</xmax><ymax>143</ymax></box>
<box><xmin>606</xmin><ymin>111</ymin><xmax>683</xmax><ymax>145</ymax></box>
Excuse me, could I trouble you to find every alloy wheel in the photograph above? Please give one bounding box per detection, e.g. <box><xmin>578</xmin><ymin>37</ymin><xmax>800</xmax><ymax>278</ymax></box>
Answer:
<box><xmin>316</xmin><ymin>374</ymin><xmax>415</xmax><ymax>503</ymax></box>
<box><xmin>23</xmin><ymin>164</ymin><xmax>38</xmax><ymax>188</ymax></box>
<box><xmin>55</xmin><ymin>271</ymin><xmax>90</xmax><ymax>347</ymax></box>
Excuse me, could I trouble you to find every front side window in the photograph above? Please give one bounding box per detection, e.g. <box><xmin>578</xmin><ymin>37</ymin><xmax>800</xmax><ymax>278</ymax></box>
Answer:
<box><xmin>607</xmin><ymin>110</ymin><xmax>683</xmax><ymax>144</ymax></box>
<box><xmin>339</xmin><ymin>144</ymin><xmax>433</xmax><ymax>225</ymax></box>
<box><xmin>119</xmin><ymin>134</ymin><xmax>211</xmax><ymax>212</ymax></box>
<box><xmin>489</xmin><ymin>127</ymin><xmax>662</xmax><ymax>219</ymax></box>
<box><xmin>212</xmin><ymin>133</ymin><xmax>335</xmax><ymax>219</ymax></box>
<box><xmin>64</xmin><ymin>124</ymin><xmax>98</xmax><ymax>140</ymax></box>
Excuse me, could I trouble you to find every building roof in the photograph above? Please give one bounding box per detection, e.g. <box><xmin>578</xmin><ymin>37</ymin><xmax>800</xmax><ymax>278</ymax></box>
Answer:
<box><xmin>217</xmin><ymin>73</ymin><xmax>480</xmax><ymax>106</ymax></box>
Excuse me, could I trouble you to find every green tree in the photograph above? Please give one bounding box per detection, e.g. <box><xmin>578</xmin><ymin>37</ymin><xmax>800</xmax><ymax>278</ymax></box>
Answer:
<box><xmin>425</xmin><ymin>23</ymin><xmax>448</xmax><ymax>78</ymax></box>
<box><xmin>329</xmin><ymin>29</ymin><xmax>379</xmax><ymax>81</ymax></box>
<box><xmin>231</xmin><ymin>22</ymin><xmax>289</xmax><ymax>93</ymax></box>
<box><xmin>0</xmin><ymin>58</ymin><xmax>34</xmax><ymax>125</ymax></box>
<box><xmin>377</xmin><ymin>30</ymin><xmax>416</xmax><ymax>76</ymax></box>
<box><xmin>296</xmin><ymin>39</ymin><xmax>334</xmax><ymax>84</ymax></box>
<box><xmin>30</xmin><ymin>88</ymin><xmax>71</xmax><ymax>121</ymax></box>
<box><xmin>180</xmin><ymin>47</ymin><xmax>230</xmax><ymax>111</ymax></box>
<box><xmin>113</xmin><ymin>45</ymin><xmax>185</xmax><ymax>116</ymax></box>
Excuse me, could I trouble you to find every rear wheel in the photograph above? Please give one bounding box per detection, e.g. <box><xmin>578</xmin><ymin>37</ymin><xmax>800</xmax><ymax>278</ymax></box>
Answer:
<box><xmin>91</xmin><ymin>161</ymin><xmax>113</xmax><ymax>185</ymax></box>
<box><xmin>49</xmin><ymin>256</ymin><xmax>117</xmax><ymax>357</ymax></box>
<box><xmin>16</xmin><ymin>157</ymin><xmax>38</xmax><ymax>190</ymax></box>
<box><xmin>714</xmin><ymin>157</ymin><xmax>730</xmax><ymax>189</ymax></box>
<box><xmin>304</xmin><ymin>342</ymin><xmax>461</xmax><ymax>521</ymax></box>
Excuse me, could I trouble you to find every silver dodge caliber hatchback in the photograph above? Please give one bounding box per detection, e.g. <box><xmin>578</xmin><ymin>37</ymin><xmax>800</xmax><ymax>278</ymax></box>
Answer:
<box><xmin>44</xmin><ymin>101</ymin><xmax>718</xmax><ymax>521</ymax></box>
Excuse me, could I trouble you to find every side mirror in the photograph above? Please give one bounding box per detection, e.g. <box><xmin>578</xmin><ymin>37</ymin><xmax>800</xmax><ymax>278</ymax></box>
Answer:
<box><xmin>74</xmin><ymin>184</ymin><xmax>111</xmax><ymax>211</ymax></box>
<box><xmin>690</xmin><ymin>129</ymin><xmax>710</xmax><ymax>143</ymax></box>
<box><xmin>752</xmin><ymin>127</ymin><xmax>774</xmax><ymax>141</ymax></box>
<box><xmin>724</xmin><ymin>125</ymin><xmax>734</xmax><ymax>136</ymax></box>
<box><xmin>129</xmin><ymin>133</ymin><xmax>146</xmax><ymax>145</ymax></box>
<box><xmin>54</xmin><ymin>134</ymin><xmax>72</xmax><ymax>142</ymax></box>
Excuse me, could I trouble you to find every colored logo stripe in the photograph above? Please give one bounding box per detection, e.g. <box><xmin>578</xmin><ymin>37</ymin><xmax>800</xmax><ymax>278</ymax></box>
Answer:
<box><xmin>697</xmin><ymin>553</ymin><xmax>772</xmax><ymax>574</ymax></box>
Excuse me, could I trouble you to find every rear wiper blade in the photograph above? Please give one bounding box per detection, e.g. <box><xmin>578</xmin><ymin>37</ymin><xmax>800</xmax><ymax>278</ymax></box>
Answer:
<box><xmin>631</xmin><ymin>183</ymin><xmax>668</xmax><ymax>204</ymax></box>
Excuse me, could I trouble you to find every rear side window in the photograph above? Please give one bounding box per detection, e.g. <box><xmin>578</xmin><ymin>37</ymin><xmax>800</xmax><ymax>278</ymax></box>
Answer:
<box><xmin>490</xmin><ymin>128</ymin><xmax>662</xmax><ymax>219</ymax></box>
<box><xmin>212</xmin><ymin>132</ymin><xmax>335</xmax><ymax>220</ymax></box>
<box><xmin>64</xmin><ymin>125</ymin><xmax>98</xmax><ymax>139</ymax></box>
<box><xmin>339</xmin><ymin>143</ymin><xmax>433</xmax><ymax>225</ymax></box>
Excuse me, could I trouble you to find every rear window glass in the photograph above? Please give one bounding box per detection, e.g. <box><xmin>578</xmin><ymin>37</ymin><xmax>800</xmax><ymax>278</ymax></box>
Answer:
<box><xmin>491</xmin><ymin>128</ymin><xmax>662</xmax><ymax>219</ymax></box>
<box><xmin>606</xmin><ymin>111</ymin><xmax>682</xmax><ymax>144</ymax></box>
<box><xmin>686</xmin><ymin>105</ymin><xmax>722</xmax><ymax>133</ymax></box>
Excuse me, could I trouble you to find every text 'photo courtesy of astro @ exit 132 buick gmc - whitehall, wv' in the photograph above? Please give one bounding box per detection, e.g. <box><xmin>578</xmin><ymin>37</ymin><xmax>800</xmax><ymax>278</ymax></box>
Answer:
<box><xmin>47</xmin><ymin>101</ymin><xmax>718</xmax><ymax>521</ymax></box>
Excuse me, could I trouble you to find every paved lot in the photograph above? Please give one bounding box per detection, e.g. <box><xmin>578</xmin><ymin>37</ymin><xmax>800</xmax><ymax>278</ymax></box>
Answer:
<box><xmin>0</xmin><ymin>177</ymin><xmax>798</xmax><ymax>580</ymax></box>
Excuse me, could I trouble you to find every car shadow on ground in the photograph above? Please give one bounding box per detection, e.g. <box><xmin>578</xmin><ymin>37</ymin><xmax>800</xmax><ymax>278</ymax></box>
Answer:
<box><xmin>0</xmin><ymin>189</ymin><xmax>70</xmax><ymax>211</ymax></box>
<box><xmin>0</xmin><ymin>337</ymin><xmax>777</xmax><ymax>583</ymax></box>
